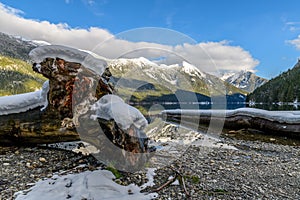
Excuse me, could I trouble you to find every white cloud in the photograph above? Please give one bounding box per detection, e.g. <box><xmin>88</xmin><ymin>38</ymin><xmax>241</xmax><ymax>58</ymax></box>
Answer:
<box><xmin>284</xmin><ymin>21</ymin><xmax>300</xmax><ymax>32</ymax></box>
<box><xmin>83</xmin><ymin>0</ymin><xmax>96</xmax><ymax>6</ymax></box>
<box><xmin>165</xmin><ymin>13</ymin><xmax>175</xmax><ymax>28</ymax></box>
<box><xmin>0</xmin><ymin>2</ymin><xmax>24</xmax><ymax>16</ymax></box>
<box><xmin>0</xmin><ymin>3</ymin><xmax>112</xmax><ymax>50</ymax></box>
<box><xmin>287</xmin><ymin>35</ymin><xmax>300</xmax><ymax>50</ymax></box>
<box><xmin>0</xmin><ymin>3</ymin><xmax>259</xmax><ymax>75</ymax></box>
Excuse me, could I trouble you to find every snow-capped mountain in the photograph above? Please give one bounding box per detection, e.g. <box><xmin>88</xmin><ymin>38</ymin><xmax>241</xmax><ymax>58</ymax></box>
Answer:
<box><xmin>109</xmin><ymin>57</ymin><xmax>208</xmax><ymax>88</ymax></box>
<box><xmin>30</xmin><ymin>40</ymin><xmax>51</xmax><ymax>46</ymax></box>
<box><xmin>0</xmin><ymin>32</ymin><xmax>37</xmax><ymax>61</ymax></box>
<box><xmin>220</xmin><ymin>71</ymin><xmax>268</xmax><ymax>93</ymax></box>
<box><xmin>108</xmin><ymin>57</ymin><xmax>246</xmax><ymax>103</ymax></box>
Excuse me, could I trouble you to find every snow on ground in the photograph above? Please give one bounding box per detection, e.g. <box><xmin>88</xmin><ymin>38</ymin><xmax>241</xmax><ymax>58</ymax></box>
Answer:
<box><xmin>0</xmin><ymin>80</ymin><xmax>49</xmax><ymax>115</ymax></box>
<box><xmin>191</xmin><ymin>134</ymin><xmax>236</xmax><ymax>149</ymax></box>
<box><xmin>161</xmin><ymin>108</ymin><xmax>300</xmax><ymax>123</ymax></box>
<box><xmin>14</xmin><ymin>168</ymin><xmax>158</xmax><ymax>200</ymax></box>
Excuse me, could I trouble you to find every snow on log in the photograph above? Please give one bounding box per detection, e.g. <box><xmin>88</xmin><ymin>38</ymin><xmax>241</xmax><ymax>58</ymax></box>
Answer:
<box><xmin>90</xmin><ymin>94</ymin><xmax>148</xmax><ymax>131</ymax></box>
<box><xmin>0</xmin><ymin>81</ymin><xmax>49</xmax><ymax>115</ymax></box>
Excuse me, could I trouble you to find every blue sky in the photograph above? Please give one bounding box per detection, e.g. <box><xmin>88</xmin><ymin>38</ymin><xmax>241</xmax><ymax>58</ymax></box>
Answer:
<box><xmin>1</xmin><ymin>0</ymin><xmax>300</xmax><ymax>79</ymax></box>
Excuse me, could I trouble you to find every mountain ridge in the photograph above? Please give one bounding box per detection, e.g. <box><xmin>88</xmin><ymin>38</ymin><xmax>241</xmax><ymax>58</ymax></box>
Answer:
<box><xmin>108</xmin><ymin>57</ymin><xmax>247</xmax><ymax>99</ymax></box>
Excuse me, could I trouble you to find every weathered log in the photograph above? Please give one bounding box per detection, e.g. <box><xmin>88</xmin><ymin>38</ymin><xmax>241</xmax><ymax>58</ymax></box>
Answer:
<box><xmin>0</xmin><ymin>46</ymin><xmax>152</xmax><ymax>165</ymax></box>
<box><xmin>160</xmin><ymin>108</ymin><xmax>300</xmax><ymax>138</ymax></box>
<box><xmin>0</xmin><ymin>107</ymin><xmax>80</xmax><ymax>145</ymax></box>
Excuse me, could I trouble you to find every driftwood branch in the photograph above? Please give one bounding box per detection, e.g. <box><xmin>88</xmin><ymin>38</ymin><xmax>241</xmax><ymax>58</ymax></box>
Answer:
<box><xmin>161</xmin><ymin>109</ymin><xmax>300</xmax><ymax>138</ymax></box>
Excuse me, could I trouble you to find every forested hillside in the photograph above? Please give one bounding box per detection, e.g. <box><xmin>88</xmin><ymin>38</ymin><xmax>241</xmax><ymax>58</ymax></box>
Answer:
<box><xmin>248</xmin><ymin>60</ymin><xmax>300</xmax><ymax>103</ymax></box>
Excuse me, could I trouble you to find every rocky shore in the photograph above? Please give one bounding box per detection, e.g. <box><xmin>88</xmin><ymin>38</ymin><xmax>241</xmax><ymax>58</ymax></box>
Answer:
<box><xmin>146</xmin><ymin>138</ymin><xmax>300</xmax><ymax>199</ymax></box>
<box><xmin>0</xmin><ymin>136</ymin><xmax>299</xmax><ymax>200</ymax></box>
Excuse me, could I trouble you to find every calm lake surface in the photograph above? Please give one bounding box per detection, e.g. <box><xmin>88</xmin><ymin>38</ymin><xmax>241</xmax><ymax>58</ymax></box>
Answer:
<box><xmin>249</xmin><ymin>102</ymin><xmax>300</xmax><ymax>111</ymax></box>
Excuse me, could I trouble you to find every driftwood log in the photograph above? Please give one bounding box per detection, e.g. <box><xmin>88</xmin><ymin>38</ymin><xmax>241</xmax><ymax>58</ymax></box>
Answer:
<box><xmin>0</xmin><ymin>54</ymin><xmax>151</xmax><ymax>161</ymax></box>
<box><xmin>161</xmin><ymin>109</ymin><xmax>300</xmax><ymax>138</ymax></box>
<box><xmin>0</xmin><ymin>56</ymin><xmax>110</xmax><ymax>145</ymax></box>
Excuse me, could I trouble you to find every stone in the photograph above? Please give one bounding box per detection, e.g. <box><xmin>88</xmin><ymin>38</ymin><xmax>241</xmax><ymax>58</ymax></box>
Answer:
<box><xmin>39</xmin><ymin>157</ymin><xmax>46</xmax><ymax>162</ymax></box>
<box><xmin>228</xmin><ymin>130</ymin><xmax>237</xmax><ymax>134</ymax></box>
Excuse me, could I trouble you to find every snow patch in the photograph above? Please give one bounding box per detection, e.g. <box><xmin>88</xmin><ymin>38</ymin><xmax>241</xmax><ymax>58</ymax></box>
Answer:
<box><xmin>140</xmin><ymin>168</ymin><xmax>157</xmax><ymax>189</ymax></box>
<box><xmin>14</xmin><ymin>169</ymin><xmax>158</xmax><ymax>200</ymax></box>
<box><xmin>182</xmin><ymin>61</ymin><xmax>206</xmax><ymax>78</ymax></box>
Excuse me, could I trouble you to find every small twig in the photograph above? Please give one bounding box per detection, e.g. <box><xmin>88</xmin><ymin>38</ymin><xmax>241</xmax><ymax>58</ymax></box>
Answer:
<box><xmin>151</xmin><ymin>174</ymin><xmax>178</xmax><ymax>192</ymax></box>
<box><xmin>58</xmin><ymin>164</ymin><xmax>88</xmax><ymax>176</ymax></box>
<box><xmin>177</xmin><ymin>173</ymin><xmax>190</xmax><ymax>197</ymax></box>
<box><xmin>171</xmin><ymin>167</ymin><xmax>190</xmax><ymax>197</ymax></box>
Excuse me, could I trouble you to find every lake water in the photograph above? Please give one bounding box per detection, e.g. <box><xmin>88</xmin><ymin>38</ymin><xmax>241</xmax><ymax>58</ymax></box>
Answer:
<box><xmin>248</xmin><ymin>102</ymin><xmax>300</xmax><ymax>111</ymax></box>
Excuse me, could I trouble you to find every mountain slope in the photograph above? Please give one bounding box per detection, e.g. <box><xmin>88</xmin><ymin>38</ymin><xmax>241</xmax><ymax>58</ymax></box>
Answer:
<box><xmin>0</xmin><ymin>32</ymin><xmax>38</xmax><ymax>61</ymax></box>
<box><xmin>220</xmin><ymin>71</ymin><xmax>268</xmax><ymax>93</ymax></box>
<box><xmin>0</xmin><ymin>55</ymin><xmax>46</xmax><ymax>96</ymax></box>
<box><xmin>248</xmin><ymin>60</ymin><xmax>300</xmax><ymax>103</ymax></box>
<box><xmin>0</xmin><ymin>32</ymin><xmax>48</xmax><ymax>96</ymax></box>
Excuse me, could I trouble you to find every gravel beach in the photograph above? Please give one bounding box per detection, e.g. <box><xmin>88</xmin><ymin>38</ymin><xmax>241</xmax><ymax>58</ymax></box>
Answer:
<box><xmin>0</xmin><ymin>137</ymin><xmax>299</xmax><ymax>200</ymax></box>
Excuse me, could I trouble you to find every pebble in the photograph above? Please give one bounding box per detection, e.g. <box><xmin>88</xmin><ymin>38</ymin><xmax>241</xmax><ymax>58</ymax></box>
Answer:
<box><xmin>39</xmin><ymin>157</ymin><xmax>46</xmax><ymax>162</ymax></box>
